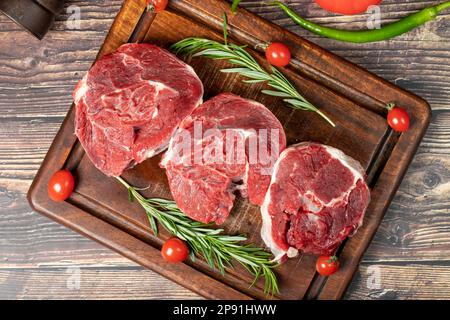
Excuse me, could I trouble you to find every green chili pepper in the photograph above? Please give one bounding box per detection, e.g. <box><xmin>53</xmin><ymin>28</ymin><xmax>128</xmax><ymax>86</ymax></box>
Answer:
<box><xmin>273</xmin><ymin>1</ymin><xmax>450</xmax><ymax>43</ymax></box>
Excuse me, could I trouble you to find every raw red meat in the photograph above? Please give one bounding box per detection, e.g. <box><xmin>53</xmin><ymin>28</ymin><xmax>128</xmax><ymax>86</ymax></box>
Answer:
<box><xmin>161</xmin><ymin>93</ymin><xmax>287</xmax><ymax>224</ymax></box>
<box><xmin>73</xmin><ymin>43</ymin><xmax>203</xmax><ymax>176</ymax></box>
<box><xmin>260</xmin><ymin>142</ymin><xmax>370</xmax><ymax>260</ymax></box>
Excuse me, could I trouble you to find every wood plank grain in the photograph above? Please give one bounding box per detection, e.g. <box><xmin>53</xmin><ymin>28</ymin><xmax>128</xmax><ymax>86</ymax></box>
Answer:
<box><xmin>345</xmin><ymin>263</ymin><xmax>450</xmax><ymax>300</ymax></box>
<box><xmin>0</xmin><ymin>0</ymin><xmax>449</xmax><ymax>299</ymax></box>
<box><xmin>0</xmin><ymin>267</ymin><xmax>201</xmax><ymax>300</ymax></box>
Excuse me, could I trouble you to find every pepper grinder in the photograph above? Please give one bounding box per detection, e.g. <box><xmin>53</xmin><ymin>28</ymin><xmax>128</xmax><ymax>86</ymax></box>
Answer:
<box><xmin>0</xmin><ymin>0</ymin><xmax>65</xmax><ymax>40</ymax></box>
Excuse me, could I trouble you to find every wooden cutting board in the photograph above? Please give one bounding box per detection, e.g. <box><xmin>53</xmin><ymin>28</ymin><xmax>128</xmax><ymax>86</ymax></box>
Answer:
<box><xmin>27</xmin><ymin>0</ymin><xmax>431</xmax><ymax>300</ymax></box>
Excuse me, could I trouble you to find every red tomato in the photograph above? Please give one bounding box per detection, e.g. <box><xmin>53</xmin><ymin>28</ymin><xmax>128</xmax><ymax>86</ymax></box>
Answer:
<box><xmin>146</xmin><ymin>0</ymin><xmax>168</xmax><ymax>12</ymax></box>
<box><xmin>316</xmin><ymin>255</ymin><xmax>340</xmax><ymax>276</ymax></box>
<box><xmin>387</xmin><ymin>105</ymin><xmax>410</xmax><ymax>132</ymax></box>
<box><xmin>161</xmin><ymin>238</ymin><xmax>189</xmax><ymax>263</ymax></box>
<box><xmin>315</xmin><ymin>0</ymin><xmax>382</xmax><ymax>15</ymax></box>
<box><xmin>47</xmin><ymin>169</ymin><xmax>75</xmax><ymax>202</ymax></box>
<box><xmin>265</xmin><ymin>42</ymin><xmax>291</xmax><ymax>67</ymax></box>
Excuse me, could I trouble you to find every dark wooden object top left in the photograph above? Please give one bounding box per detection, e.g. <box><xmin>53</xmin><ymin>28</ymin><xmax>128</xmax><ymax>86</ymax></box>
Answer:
<box><xmin>0</xmin><ymin>0</ymin><xmax>65</xmax><ymax>39</ymax></box>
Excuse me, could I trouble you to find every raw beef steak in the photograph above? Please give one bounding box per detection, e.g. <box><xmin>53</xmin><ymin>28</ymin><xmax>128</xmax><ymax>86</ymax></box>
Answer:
<box><xmin>161</xmin><ymin>93</ymin><xmax>286</xmax><ymax>224</ymax></box>
<box><xmin>73</xmin><ymin>43</ymin><xmax>203</xmax><ymax>176</ymax></box>
<box><xmin>260</xmin><ymin>142</ymin><xmax>370</xmax><ymax>260</ymax></box>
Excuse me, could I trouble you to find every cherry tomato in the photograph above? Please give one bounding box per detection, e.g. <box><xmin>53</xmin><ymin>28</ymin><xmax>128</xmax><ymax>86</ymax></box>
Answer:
<box><xmin>315</xmin><ymin>0</ymin><xmax>382</xmax><ymax>15</ymax></box>
<box><xmin>316</xmin><ymin>255</ymin><xmax>340</xmax><ymax>276</ymax></box>
<box><xmin>47</xmin><ymin>169</ymin><xmax>75</xmax><ymax>202</ymax></box>
<box><xmin>387</xmin><ymin>104</ymin><xmax>410</xmax><ymax>132</ymax></box>
<box><xmin>146</xmin><ymin>0</ymin><xmax>168</xmax><ymax>12</ymax></box>
<box><xmin>161</xmin><ymin>238</ymin><xmax>189</xmax><ymax>263</ymax></box>
<box><xmin>265</xmin><ymin>42</ymin><xmax>291</xmax><ymax>67</ymax></box>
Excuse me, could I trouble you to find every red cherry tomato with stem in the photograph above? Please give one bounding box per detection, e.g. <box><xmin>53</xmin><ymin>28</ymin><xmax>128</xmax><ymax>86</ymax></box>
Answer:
<box><xmin>386</xmin><ymin>103</ymin><xmax>410</xmax><ymax>132</ymax></box>
<box><xmin>48</xmin><ymin>169</ymin><xmax>75</xmax><ymax>202</ymax></box>
<box><xmin>146</xmin><ymin>0</ymin><xmax>168</xmax><ymax>13</ymax></box>
<box><xmin>161</xmin><ymin>238</ymin><xmax>189</xmax><ymax>263</ymax></box>
<box><xmin>316</xmin><ymin>255</ymin><xmax>340</xmax><ymax>276</ymax></box>
<box><xmin>265</xmin><ymin>42</ymin><xmax>291</xmax><ymax>67</ymax></box>
<box><xmin>315</xmin><ymin>0</ymin><xmax>382</xmax><ymax>15</ymax></box>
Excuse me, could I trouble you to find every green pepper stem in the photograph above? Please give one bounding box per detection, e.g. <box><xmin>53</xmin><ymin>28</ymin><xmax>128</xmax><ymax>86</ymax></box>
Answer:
<box><xmin>231</xmin><ymin>0</ymin><xmax>241</xmax><ymax>13</ymax></box>
<box><xmin>435</xmin><ymin>2</ymin><xmax>450</xmax><ymax>12</ymax></box>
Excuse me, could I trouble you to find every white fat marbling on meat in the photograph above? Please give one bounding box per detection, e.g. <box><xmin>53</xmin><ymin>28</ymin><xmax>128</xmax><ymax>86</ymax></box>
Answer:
<box><xmin>73</xmin><ymin>76</ymin><xmax>88</xmax><ymax>104</ymax></box>
<box><xmin>260</xmin><ymin>149</ymin><xmax>293</xmax><ymax>261</ymax></box>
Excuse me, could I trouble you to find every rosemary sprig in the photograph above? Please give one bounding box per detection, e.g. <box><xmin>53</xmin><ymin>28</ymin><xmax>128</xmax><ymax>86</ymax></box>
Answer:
<box><xmin>116</xmin><ymin>176</ymin><xmax>279</xmax><ymax>295</ymax></box>
<box><xmin>170</xmin><ymin>23</ymin><xmax>335</xmax><ymax>126</ymax></box>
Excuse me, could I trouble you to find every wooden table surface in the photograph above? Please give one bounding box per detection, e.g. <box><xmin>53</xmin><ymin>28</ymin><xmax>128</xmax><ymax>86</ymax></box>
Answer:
<box><xmin>0</xmin><ymin>0</ymin><xmax>449</xmax><ymax>300</ymax></box>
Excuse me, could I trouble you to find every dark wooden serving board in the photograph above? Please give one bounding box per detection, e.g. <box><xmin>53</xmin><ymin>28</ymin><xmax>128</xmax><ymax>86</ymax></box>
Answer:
<box><xmin>27</xmin><ymin>0</ymin><xmax>431</xmax><ymax>300</ymax></box>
